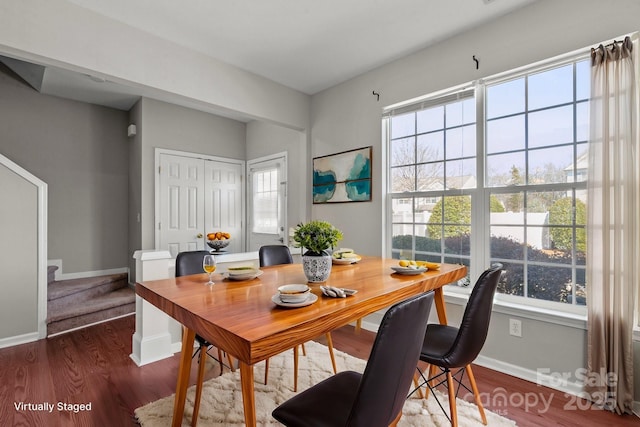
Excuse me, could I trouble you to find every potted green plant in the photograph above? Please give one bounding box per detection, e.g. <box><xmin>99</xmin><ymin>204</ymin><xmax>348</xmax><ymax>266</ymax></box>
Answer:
<box><xmin>293</xmin><ymin>220</ymin><xmax>343</xmax><ymax>282</ymax></box>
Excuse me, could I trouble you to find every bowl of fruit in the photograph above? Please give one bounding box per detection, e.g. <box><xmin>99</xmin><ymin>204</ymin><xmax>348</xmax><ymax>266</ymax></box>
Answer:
<box><xmin>206</xmin><ymin>232</ymin><xmax>231</xmax><ymax>251</ymax></box>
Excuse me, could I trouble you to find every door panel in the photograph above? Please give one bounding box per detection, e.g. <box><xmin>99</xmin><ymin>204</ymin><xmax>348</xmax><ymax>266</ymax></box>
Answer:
<box><xmin>159</xmin><ymin>154</ymin><xmax>205</xmax><ymax>257</ymax></box>
<box><xmin>204</xmin><ymin>160</ymin><xmax>243</xmax><ymax>253</ymax></box>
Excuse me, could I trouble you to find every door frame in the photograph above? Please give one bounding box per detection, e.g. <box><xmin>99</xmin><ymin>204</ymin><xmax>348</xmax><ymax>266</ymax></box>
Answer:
<box><xmin>247</xmin><ymin>151</ymin><xmax>288</xmax><ymax>251</ymax></box>
<box><xmin>154</xmin><ymin>148</ymin><xmax>246</xmax><ymax>251</ymax></box>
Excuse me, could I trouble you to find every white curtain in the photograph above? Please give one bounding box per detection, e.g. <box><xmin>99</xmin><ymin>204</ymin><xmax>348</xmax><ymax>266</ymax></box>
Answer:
<box><xmin>586</xmin><ymin>36</ymin><xmax>638</xmax><ymax>414</ymax></box>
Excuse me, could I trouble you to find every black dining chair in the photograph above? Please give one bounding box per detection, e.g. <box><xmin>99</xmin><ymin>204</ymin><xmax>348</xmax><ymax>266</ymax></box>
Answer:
<box><xmin>174</xmin><ymin>250</ymin><xmax>235</xmax><ymax>427</ymax></box>
<box><xmin>410</xmin><ymin>263</ymin><xmax>503</xmax><ymax>427</ymax></box>
<box><xmin>272</xmin><ymin>291</ymin><xmax>435</xmax><ymax>427</ymax></box>
<box><xmin>259</xmin><ymin>245</ymin><xmax>337</xmax><ymax>391</ymax></box>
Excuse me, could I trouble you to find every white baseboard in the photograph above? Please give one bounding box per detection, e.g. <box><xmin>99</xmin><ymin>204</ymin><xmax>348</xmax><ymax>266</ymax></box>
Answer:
<box><xmin>48</xmin><ymin>259</ymin><xmax>129</xmax><ymax>281</ymax></box>
<box><xmin>0</xmin><ymin>331</ymin><xmax>40</xmax><ymax>349</ymax></box>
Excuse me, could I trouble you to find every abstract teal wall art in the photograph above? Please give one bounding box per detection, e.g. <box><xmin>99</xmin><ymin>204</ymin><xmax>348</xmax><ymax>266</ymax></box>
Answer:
<box><xmin>313</xmin><ymin>146</ymin><xmax>372</xmax><ymax>203</ymax></box>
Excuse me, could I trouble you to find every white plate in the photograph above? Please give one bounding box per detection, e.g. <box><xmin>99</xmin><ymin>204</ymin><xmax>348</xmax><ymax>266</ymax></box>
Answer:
<box><xmin>390</xmin><ymin>266</ymin><xmax>427</xmax><ymax>275</ymax></box>
<box><xmin>272</xmin><ymin>293</ymin><xmax>318</xmax><ymax>308</ymax></box>
<box><xmin>332</xmin><ymin>255</ymin><xmax>362</xmax><ymax>265</ymax></box>
<box><xmin>225</xmin><ymin>270</ymin><xmax>264</xmax><ymax>281</ymax></box>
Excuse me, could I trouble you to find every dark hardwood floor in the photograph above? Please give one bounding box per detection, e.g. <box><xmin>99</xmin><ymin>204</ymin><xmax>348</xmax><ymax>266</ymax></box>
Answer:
<box><xmin>0</xmin><ymin>315</ymin><xmax>638</xmax><ymax>426</ymax></box>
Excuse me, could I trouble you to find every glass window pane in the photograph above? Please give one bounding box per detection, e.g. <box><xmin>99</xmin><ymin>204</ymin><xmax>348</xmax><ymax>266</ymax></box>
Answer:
<box><xmin>390</xmin><ymin>166</ymin><xmax>415</xmax><ymax>192</ymax></box>
<box><xmin>528</xmin><ymin>105</ymin><xmax>574</xmax><ymax>148</ymax></box>
<box><xmin>527</xmin><ymin>265</ymin><xmax>573</xmax><ymax>303</ymax></box>
<box><xmin>496</xmin><ymin>262</ymin><xmax>525</xmax><ymax>296</ymax></box>
<box><xmin>487</xmin><ymin>78</ymin><xmax>525</xmax><ymax>119</ymax></box>
<box><xmin>417</xmin><ymin>132</ymin><xmax>444</xmax><ymax>162</ymax></box>
<box><xmin>391</xmin><ymin>112</ymin><xmax>415</xmax><ymax>139</ymax></box>
<box><xmin>390</xmin><ymin>136</ymin><xmax>415</xmax><ymax>166</ymax></box>
<box><xmin>528</xmin><ymin>64</ymin><xmax>573</xmax><ymax>110</ymax></box>
<box><xmin>576</xmin><ymin>101</ymin><xmax>589</xmax><ymax>142</ymax></box>
<box><xmin>528</xmin><ymin>145</ymin><xmax>574</xmax><ymax>184</ymax></box>
<box><xmin>446</xmin><ymin>159</ymin><xmax>476</xmax><ymax>189</ymax></box>
<box><xmin>486</xmin><ymin>152</ymin><xmax>526</xmax><ymax>187</ymax></box>
<box><xmin>576</xmin><ymin>59</ymin><xmax>590</xmax><ymax>101</ymax></box>
<box><xmin>486</xmin><ymin>115</ymin><xmax>525</xmax><ymax>154</ymax></box>
<box><xmin>446</xmin><ymin>98</ymin><xmax>475</xmax><ymax>127</ymax></box>
<box><xmin>446</xmin><ymin>124</ymin><xmax>476</xmax><ymax>159</ymax></box>
<box><xmin>416</xmin><ymin>163</ymin><xmax>445</xmax><ymax>191</ymax></box>
<box><xmin>417</xmin><ymin>106</ymin><xmax>444</xmax><ymax>133</ymax></box>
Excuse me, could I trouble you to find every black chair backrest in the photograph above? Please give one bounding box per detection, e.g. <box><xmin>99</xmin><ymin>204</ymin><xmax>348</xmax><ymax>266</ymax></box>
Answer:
<box><xmin>259</xmin><ymin>245</ymin><xmax>294</xmax><ymax>267</ymax></box>
<box><xmin>175</xmin><ymin>250</ymin><xmax>211</xmax><ymax>277</ymax></box>
<box><xmin>347</xmin><ymin>291</ymin><xmax>434</xmax><ymax>427</ymax></box>
<box><xmin>443</xmin><ymin>263</ymin><xmax>503</xmax><ymax>367</ymax></box>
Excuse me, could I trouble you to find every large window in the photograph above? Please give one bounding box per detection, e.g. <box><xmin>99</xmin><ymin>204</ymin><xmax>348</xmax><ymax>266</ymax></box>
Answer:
<box><xmin>386</xmin><ymin>55</ymin><xmax>589</xmax><ymax>310</ymax></box>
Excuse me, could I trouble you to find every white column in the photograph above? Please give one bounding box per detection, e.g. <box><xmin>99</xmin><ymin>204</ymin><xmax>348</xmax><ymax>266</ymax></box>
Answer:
<box><xmin>130</xmin><ymin>250</ymin><xmax>182</xmax><ymax>366</ymax></box>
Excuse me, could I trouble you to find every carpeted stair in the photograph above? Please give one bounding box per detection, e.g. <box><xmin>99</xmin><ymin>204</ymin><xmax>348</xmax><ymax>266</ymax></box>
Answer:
<box><xmin>47</xmin><ymin>267</ymin><xmax>135</xmax><ymax>336</ymax></box>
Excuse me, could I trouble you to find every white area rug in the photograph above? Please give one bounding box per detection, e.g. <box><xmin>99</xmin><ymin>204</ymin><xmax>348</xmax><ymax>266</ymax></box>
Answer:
<box><xmin>135</xmin><ymin>341</ymin><xmax>516</xmax><ymax>426</ymax></box>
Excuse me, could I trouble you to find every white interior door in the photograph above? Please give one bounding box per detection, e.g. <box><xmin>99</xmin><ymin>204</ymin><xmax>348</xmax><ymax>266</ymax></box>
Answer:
<box><xmin>158</xmin><ymin>153</ymin><xmax>205</xmax><ymax>257</ymax></box>
<box><xmin>247</xmin><ymin>153</ymin><xmax>287</xmax><ymax>251</ymax></box>
<box><xmin>204</xmin><ymin>160</ymin><xmax>244</xmax><ymax>253</ymax></box>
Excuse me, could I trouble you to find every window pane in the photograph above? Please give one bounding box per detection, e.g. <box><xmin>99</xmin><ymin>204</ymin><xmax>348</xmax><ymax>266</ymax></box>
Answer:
<box><xmin>390</xmin><ymin>166</ymin><xmax>415</xmax><ymax>192</ymax></box>
<box><xmin>391</xmin><ymin>112</ymin><xmax>415</xmax><ymax>139</ymax></box>
<box><xmin>252</xmin><ymin>168</ymin><xmax>279</xmax><ymax>233</ymax></box>
<box><xmin>446</xmin><ymin>159</ymin><xmax>476</xmax><ymax>189</ymax></box>
<box><xmin>446</xmin><ymin>124</ymin><xmax>476</xmax><ymax>159</ymax></box>
<box><xmin>576</xmin><ymin>59</ymin><xmax>590</xmax><ymax>101</ymax></box>
<box><xmin>528</xmin><ymin>105</ymin><xmax>574</xmax><ymax>148</ymax></box>
<box><xmin>417</xmin><ymin>132</ymin><xmax>444</xmax><ymax>162</ymax></box>
<box><xmin>576</xmin><ymin>101</ymin><xmax>589</xmax><ymax>142</ymax></box>
<box><xmin>390</xmin><ymin>136</ymin><xmax>415</xmax><ymax>166</ymax></box>
<box><xmin>527</xmin><ymin>264</ymin><xmax>573</xmax><ymax>303</ymax></box>
<box><xmin>446</xmin><ymin>98</ymin><xmax>475</xmax><ymax>127</ymax></box>
<box><xmin>417</xmin><ymin>106</ymin><xmax>444</xmax><ymax>133</ymax></box>
<box><xmin>487</xmin><ymin>78</ymin><xmax>525</xmax><ymax>119</ymax></box>
<box><xmin>497</xmin><ymin>262</ymin><xmax>525</xmax><ymax>297</ymax></box>
<box><xmin>417</xmin><ymin>163</ymin><xmax>444</xmax><ymax>191</ymax></box>
<box><xmin>528</xmin><ymin>64</ymin><xmax>573</xmax><ymax>110</ymax></box>
<box><xmin>486</xmin><ymin>152</ymin><xmax>526</xmax><ymax>187</ymax></box>
<box><xmin>528</xmin><ymin>145</ymin><xmax>574</xmax><ymax>184</ymax></box>
<box><xmin>486</xmin><ymin>115</ymin><xmax>525</xmax><ymax>154</ymax></box>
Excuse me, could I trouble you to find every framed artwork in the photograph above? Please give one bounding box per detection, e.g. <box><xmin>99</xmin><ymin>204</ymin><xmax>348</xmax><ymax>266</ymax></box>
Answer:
<box><xmin>313</xmin><ymin>146</ymin><xmax>372</xmax><ymax>203</ymax></box>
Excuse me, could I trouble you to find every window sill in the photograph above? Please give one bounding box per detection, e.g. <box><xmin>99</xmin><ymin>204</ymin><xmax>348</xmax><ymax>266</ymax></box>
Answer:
<box><xmin>443</xmin><ymin>287</ymin><xmax>587</xmax><ymax>330</ymax></box>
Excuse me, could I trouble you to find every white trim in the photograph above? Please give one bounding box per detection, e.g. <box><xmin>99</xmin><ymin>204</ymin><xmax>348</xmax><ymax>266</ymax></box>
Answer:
<box><xmin>47</xmin><ymin>260</ymin><xmax>129</xmax><ymax>281</ymax></box>
<box><xmin>443</xmin><ymin>289</ymin><xmax>587</xmax><ymax>330</ymax></box>
<box><xmin>0</xmin><ymin>331</ymin><xmax>40</xmax><ymax>349</ymax></box>
<box><xmin>0</xmin><ymin>153</ymin><xmax>48</xmax><ymax>340</ymax></box>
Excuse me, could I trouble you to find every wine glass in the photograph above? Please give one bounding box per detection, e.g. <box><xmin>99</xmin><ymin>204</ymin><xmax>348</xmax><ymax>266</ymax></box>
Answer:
<box><xmin>202</xmin><ymin>254</ymin><xmax>216</xmax><ymax>285</ymax></box>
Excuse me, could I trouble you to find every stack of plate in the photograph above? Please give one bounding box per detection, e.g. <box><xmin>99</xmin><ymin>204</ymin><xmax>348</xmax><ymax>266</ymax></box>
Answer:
<box><xmin>227</xmin><ymin>266</ymin><xmax>262</xmax><ymax>281</ymax></box>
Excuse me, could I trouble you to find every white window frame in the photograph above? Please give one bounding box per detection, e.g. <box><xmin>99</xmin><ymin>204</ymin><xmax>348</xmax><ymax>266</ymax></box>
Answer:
<box><xmin>384</xmin><ymin>50</ymin><xmax>592</xmax><ymax>318</ymax></box>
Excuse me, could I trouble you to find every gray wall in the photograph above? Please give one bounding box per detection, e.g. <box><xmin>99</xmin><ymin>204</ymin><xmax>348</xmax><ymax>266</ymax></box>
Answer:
<box><xmin>308</xmin><ymin>0</ymin><xmax>640</xmax><ymax>397</ymax></box>
<box><xmin>0</xmin><ymin>164</ymin><xmax>38</xmax><ymax>338</ymax></box>
<box><xmin>246</xmin><ymin>120</ymin><xmax>308</xmax><ymax>236</ymax></box>
<box><xmin>133</xmin><ymin>98</ymin><xmax>247</xmax><ymax>254</ymax></box>
<box><xmin>0</xmin><ymin>66</ymin><xmax>129</xmax><ymax>274</ymax></box>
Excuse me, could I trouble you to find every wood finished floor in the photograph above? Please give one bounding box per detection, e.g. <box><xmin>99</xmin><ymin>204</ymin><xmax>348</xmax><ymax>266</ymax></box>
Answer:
<box><xmin>1</xmin><ymin>315</ymin><xmax>638</xmax><ymax>427</ymax></box>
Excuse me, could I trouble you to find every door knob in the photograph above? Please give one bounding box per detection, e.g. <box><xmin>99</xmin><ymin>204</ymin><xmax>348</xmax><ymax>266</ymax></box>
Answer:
<box><xmin>197</xmin><ymin>233</ymin><xmax>203</xmax><ymax>239</ymax></box>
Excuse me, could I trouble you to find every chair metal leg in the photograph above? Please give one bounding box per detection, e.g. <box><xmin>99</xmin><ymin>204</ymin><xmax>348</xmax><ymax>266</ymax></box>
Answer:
<box><xmin>465</xmin><ymin>365</ymin><xmax>487</xmax><ymax>425</ymax></box>
<box><xmin>325</xmin><ymin>333</ymin><xmax>338</xmax><ymax>374</ymax></box>
<box><xmin>191</xmin><ymin>345</ymin><xmax>208</xmax><ymax>427</ymax></box>
<box><xmin>412</xmin><ymin>371</ymin><xmax>424</xmax><ymax>399</ymax></box>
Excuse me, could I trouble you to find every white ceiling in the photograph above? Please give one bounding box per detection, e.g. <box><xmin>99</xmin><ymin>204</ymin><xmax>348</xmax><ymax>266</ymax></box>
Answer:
<box><xmin>3</xmin><ymin>0</ymin><xmax>537</xmax><ymax>112</ymax></box>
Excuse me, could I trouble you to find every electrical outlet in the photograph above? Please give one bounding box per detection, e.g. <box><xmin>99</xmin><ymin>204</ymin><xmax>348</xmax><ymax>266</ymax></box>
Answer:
<box><xmin>509</xmin><ymin>318</ymin><xmax>522</xmax><ymax>337</ymax></box>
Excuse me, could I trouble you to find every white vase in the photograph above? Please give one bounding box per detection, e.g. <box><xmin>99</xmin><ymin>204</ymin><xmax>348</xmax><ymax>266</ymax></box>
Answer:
<box><xmin>302</xmin><ymin>252</ymin><xmax>332</xmax><ymax>283</ymax></box>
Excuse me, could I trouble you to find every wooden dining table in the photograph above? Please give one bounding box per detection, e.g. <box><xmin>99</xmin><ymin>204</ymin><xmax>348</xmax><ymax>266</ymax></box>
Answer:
<box><xmin>135</xmin><ymin>256</ymin><xmax>467</xmax><ymax>427</ymax></box>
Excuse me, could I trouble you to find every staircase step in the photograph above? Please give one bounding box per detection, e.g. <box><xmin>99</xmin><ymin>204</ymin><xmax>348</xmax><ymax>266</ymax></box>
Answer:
<box><xmin>48</xmin><ymin>273</ymin><xmax>128</xmax><ymax>301</ymax></box>
<box><xmin>46</xmin><ymin>287</ymin><xmax>136</xmax><ymax>336</ymax></box>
